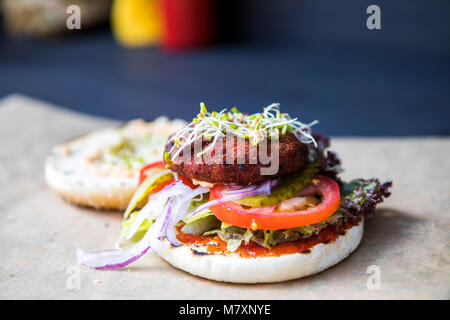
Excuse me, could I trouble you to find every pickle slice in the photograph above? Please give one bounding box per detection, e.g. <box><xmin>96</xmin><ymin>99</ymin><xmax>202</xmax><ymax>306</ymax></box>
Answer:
<box><xmin>236</xmin><ymin>162</ymin><xmax>320</xmax><ymax>207</ymax></box>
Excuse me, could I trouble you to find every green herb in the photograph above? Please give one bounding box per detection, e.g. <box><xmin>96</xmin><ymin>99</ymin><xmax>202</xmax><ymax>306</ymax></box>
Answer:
<box><xmin>168</xmin><ymin>103</ymin><xmax>318</xmax><ymax>160</ymax></box>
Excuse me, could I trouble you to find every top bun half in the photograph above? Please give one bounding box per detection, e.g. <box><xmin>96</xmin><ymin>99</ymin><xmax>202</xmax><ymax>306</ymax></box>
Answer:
<box><xmin>45</xmin><ymin>117</ymin><xmax>186</xmax><ymax>210</ymax></box>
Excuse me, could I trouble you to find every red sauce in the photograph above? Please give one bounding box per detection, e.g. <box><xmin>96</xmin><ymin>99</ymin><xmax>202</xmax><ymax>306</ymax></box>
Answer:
<box><xmin>176</xmin><ymin>217</ymin><xmax>361</xmax><ymax>258</ymax></box>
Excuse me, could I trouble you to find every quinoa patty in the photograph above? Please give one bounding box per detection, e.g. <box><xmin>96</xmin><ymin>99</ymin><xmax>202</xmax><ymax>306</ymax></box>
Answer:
<box><xmin>165</xmin><ymin>133</ymin><xmax>308</xmax><ymax>185</ymax></box>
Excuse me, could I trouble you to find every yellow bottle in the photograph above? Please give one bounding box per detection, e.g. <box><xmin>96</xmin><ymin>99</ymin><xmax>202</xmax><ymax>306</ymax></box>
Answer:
<box><xmin>111</xmin><ymin>0</ymin><xmax>162</xmax><ymax>48</ymax></box>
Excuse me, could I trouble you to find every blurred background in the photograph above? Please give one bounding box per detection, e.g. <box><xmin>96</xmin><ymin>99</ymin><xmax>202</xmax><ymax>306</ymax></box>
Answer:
<box><xmin>0</xmin><ymin>0</ymin><xmax>449</xmax><ymax>136</ymax></box>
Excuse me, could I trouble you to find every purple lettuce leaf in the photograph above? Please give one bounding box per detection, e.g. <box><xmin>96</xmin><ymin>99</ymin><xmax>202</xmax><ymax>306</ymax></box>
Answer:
<box><xmin>339</xmin><ymin>178</ymin><xmax>393</xmax><ymax>217</ymax></box>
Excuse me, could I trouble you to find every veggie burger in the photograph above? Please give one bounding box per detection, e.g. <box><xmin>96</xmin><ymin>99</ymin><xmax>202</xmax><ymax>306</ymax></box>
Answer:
<box><xmin>77</xmin><ymin>104</ymin><xmax>392</xmax><ymax>283</ymax></box>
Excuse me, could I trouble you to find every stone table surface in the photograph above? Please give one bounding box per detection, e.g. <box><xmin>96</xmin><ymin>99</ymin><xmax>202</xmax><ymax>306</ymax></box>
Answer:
<box><xmin>0</xmin><ymin>94</ymin><xmax>448</xmax><ymax>300</ymax></box>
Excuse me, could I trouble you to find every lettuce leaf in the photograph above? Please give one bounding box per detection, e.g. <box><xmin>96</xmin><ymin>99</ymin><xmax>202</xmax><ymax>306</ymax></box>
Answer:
<box><xmin>123</xmin><ymin>168</ymin><xmax>173</xmax><ymax>219</ymax></box>
<box><xmin>120</xmin><ymin>210</ymin><xmax>154</xmax><ymax>242</ymax></box>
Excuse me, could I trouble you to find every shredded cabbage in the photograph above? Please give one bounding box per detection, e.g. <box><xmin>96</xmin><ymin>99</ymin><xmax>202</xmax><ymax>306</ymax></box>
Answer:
<box><xmin>122</xmin><ymin>188</ymin><xmax>212</xmax><ymax>243</ymax></box>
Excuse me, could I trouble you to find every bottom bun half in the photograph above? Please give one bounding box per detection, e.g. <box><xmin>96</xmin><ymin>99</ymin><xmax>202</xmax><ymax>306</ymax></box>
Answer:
<box><xmin>155</xmin><ymin>218</ymin><xmax>364</xmax><ymax>283</ymax></box>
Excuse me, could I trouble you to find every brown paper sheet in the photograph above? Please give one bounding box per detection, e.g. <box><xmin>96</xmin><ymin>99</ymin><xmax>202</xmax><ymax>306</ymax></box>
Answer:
<box><xmin>0</xmin><ymin>94</ymin><xmax>448</xmax><ymax>299</ymax></box>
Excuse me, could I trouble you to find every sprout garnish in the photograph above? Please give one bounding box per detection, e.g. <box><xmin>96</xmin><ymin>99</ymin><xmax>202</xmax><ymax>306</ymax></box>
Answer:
<box><xmin>168</xmin><ymin>103</ymin><xmax>318</xmax><ymax>161</ymax></box>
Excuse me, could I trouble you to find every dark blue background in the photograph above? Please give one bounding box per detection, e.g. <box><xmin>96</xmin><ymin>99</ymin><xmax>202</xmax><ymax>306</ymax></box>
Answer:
<box><xmin>1</xmin><ymin>0</ymin><xmax>449</xmax><ymax>136</ymax></box>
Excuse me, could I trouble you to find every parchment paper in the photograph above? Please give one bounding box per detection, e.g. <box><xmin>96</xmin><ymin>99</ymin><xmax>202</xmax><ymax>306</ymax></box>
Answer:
<box><xmin>0</xmin><ymin>94</ymin><xmax>448</xmax><ymax>299</ymax></box>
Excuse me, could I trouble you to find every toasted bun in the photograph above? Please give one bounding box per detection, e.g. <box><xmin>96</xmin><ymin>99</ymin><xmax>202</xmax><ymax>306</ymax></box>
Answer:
<box><xmin>155</xmin><ymin>219</ymin><xmax>363</xmax><ymax>283</ymax></box>
<box><xmin>45</xmin><ymin>118</ymin><xmax>185</xmax><ymax>210</ymax></box>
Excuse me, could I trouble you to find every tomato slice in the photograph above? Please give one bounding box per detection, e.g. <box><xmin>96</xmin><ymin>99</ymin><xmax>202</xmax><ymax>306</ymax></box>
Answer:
<box><xmin>139</xmin><ymin>161</ymin><xmax>166</xmax><ymax>185</ymax></box>
<box><xmin>150</xmin><ymin>178</ymin><xmax>174</xmax><ymax>193</ymax></box>
<box><xmin>139</xmin><ymin>161</ymin><xmax>197</xmax><ymax>191</ymax></box>
<box><xmin>150</xmin><ymin>175</ymin><xmax>196</xmax><ymax>192</ymax></box>
<box><xmin>209</xmin><ymin>176</ymin><xmax>341</xmax><ymax>230</ymax></box>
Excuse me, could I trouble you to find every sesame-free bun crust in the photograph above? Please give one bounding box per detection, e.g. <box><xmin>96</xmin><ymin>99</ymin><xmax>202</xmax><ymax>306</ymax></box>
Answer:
<box><xmin>155</xmin><ymin>218</ymin><xmax>363</xmax><ymax>283</ymax></box>
<box><xmin>45</xmin><ymin>118</ymin><xmax>185</xmax><ymax>210</ymax></box>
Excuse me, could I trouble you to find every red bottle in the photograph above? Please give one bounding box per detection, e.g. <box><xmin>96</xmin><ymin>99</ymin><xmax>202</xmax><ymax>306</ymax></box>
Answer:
<box><xmin>161</xmin><ymin>0</ymin><xmax>215</xmax><ymax>50</ymax></box>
